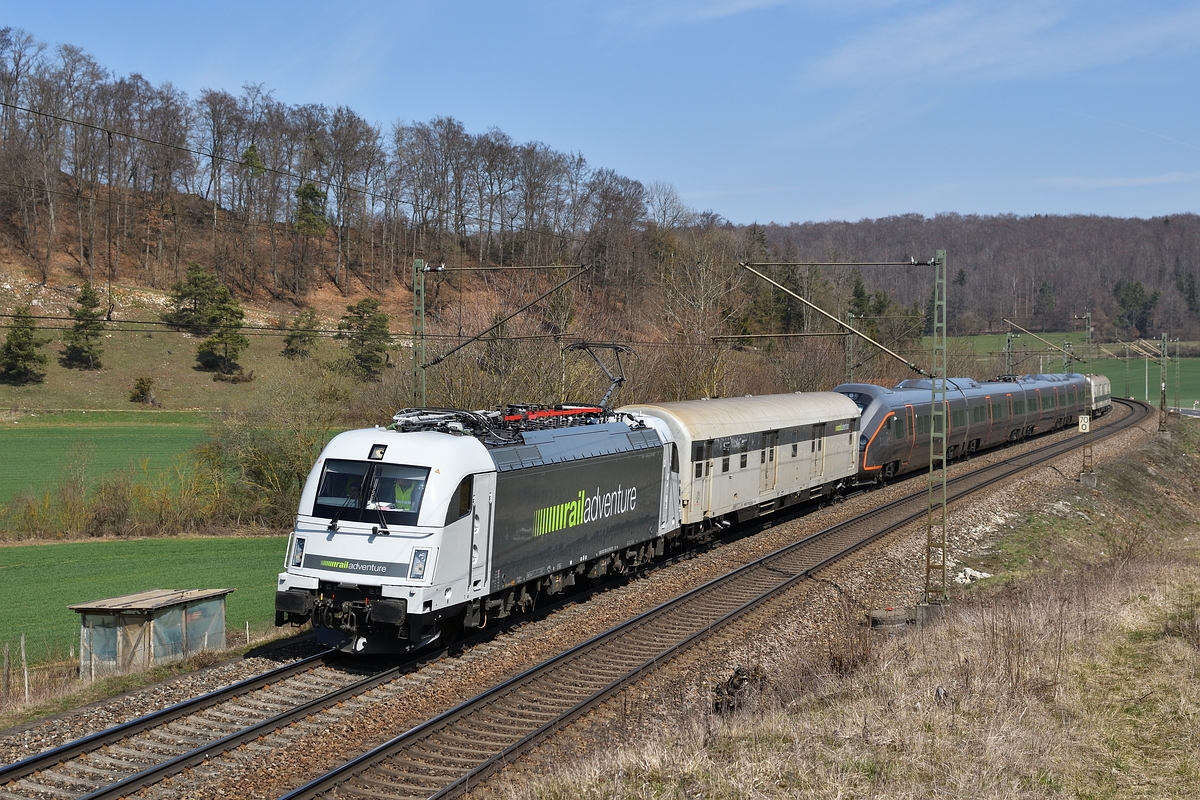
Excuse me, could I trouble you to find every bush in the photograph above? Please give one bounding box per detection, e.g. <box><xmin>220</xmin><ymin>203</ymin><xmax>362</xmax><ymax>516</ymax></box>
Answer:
<box><xmin>129</xmin><ymin>376</ymin><xmax>156</xmax><ymax>404</ymax></box>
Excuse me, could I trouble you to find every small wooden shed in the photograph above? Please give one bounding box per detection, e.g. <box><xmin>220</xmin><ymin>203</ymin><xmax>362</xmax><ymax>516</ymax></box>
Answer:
<box><xmin>69</xmin><ymin>588</ymin><xmax>234</xmax><ymax>678</ymax></box>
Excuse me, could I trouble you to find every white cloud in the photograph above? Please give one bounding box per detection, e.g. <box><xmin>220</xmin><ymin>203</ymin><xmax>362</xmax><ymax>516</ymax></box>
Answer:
<box><xmin>805</xmin><ymin>1</ymin><xmax>1200</xmax><ymax>86</ymax></box>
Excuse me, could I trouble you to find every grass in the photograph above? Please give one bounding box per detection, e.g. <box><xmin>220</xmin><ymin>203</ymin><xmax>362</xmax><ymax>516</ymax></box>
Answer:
<box><xmin>0</xmin><ymin>410</ymin><xmax>211</xmax><ymax>503</ymax></box>
<box><xmin>0</xmin><ymin>319</ymin><xmax>319</xmax><ymax>414</ymax></box>
<box><xmin>0</xmin><ymin>536</ymin><xmax>288</xmax><ymax>667</ymax></box>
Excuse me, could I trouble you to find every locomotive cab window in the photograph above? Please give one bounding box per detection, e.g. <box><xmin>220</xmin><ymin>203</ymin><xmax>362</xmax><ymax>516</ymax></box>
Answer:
<box><xmin>313</xmin><ymin>459</ymin><xmax>430</xmax><ymax>526</ymax></box>
<box><xmin>445</xmin><ymin>475</ymin><xmax>473</xmax><ymax>525</ymax></box>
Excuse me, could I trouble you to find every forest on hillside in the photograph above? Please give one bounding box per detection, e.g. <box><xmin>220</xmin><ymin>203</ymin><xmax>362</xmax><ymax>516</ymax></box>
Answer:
<box><xmin>2</xmin><ymin>25</ymin><xmax>1198</xmax><ymax>385</ymax></box>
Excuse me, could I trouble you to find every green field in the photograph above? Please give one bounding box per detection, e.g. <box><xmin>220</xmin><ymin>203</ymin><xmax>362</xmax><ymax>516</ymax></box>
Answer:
<box><xmin>0</xmin><ymin>536</ymin><xmax>288</xmax><ymax>665</ymax></box>
<box><xmin>0</xmin><ymin>410</ymin><xmax>211</xmax><ymax>503</ymax></box>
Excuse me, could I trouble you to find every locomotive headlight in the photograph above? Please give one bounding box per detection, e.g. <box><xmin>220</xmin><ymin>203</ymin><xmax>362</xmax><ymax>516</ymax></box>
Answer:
<box><xmin>410</xmin><ymin>548</ymin><xmax>430</xmax><ymax>579</ymax></box>
<box><xmin>291</xmin><ymin>537</ymin><xmax>306</xmax><ymax>567</ymax></box>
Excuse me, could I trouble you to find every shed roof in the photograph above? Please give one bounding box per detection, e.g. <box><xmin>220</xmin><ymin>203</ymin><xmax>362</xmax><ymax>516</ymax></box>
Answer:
<box><xmin>68</xmin><ymin>588</ymin><xmax>235</xmax><ymax>614</ymax></box>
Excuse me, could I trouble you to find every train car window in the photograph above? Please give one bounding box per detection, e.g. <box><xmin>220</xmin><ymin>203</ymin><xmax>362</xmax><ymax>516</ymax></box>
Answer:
<box><xmin>762</xmin><ymin>449</ymin><xmax>768</xmax><ymax>463</ymax></box>
<box><xmin>992</xmin><ymin>402</ymin><xmax>1004</xmax><ymax>420</ymax></box>
<box><xmin>695</xmin><ymin>462</ymin><xmax>703</xmax><ymax>479</ymax></box>
<box><xmin>894</xmin><ymin>416</ymin><xmax>905</xmax><ymax>438</ymax></box>
<box><xmin>1013</xmin><ymin>399</ymin><xmax>1025</xmax><ymax>415</ymax></box>
<box><xmin>972</xmin><ymin>406</ymin><xmax>986</xmax><ymax>424</ymax></box>
<box><xmin>694</xmin><ymin>443</ymin><xmax>705</xmax><ymax>462</ymax></box>
<box><xmin>671</xmin><ymin>444</ymin><xmax>679</xmax><ymax>473</ymax></box>
<box><xmin>741</xmin><ymin>453</ymin><xmax>749</xmax><ymax>468</ymax></box>
<box><xmin>791</xmin><ymin>443</ymin><xmax>798</xmax><ymax>458</ymax></box>
<box><xmin>722</xmin><ymin>456</ymin><xmax>730</xmax><ymax>473</ymax></box>
<box><xmin>952</xmin><ymin>409</ymin><xmax>966</xmax><ymax>428</ymax></box>
<box><xmin>445</xmin><ymin>475</ymin><xmax>473</xmax><ymax>524</ymax></box>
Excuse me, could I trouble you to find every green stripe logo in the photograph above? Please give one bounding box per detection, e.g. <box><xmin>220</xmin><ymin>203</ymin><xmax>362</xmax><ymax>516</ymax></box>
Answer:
<box><xmin>535</xmin><ymin>490</ymin><xmax>585</xmax><ymax>536</ymax></box>
<box><xmin>533</xmin><ymin>485</ymin><xmax>637</xmax><ymax>537</ymax></box>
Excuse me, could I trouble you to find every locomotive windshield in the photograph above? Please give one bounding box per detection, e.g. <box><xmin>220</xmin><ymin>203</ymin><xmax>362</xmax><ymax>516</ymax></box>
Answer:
<box><xmin>313</xmin><ymin>459</ymin><xmax>430</xmax><ymax>526</ymax></box>
<box><xmin>839</xmin><ymin>391</ymin><xmax>872</xmax><ymax>411</ymax></box>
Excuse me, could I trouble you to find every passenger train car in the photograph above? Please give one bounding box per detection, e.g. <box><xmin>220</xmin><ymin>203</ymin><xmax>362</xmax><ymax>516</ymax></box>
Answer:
<box><xmin>834</xmin><ymin>372</ymin><xmax>1112</xmax><ymax>482</ymax></box>
<box><xmin>275</xmin><ymin>392</ymin><xmax>861</xmax><ymax>653</ymax></box>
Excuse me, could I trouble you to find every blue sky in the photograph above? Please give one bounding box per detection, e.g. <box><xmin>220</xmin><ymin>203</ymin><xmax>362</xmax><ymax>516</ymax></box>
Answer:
<box><xmin>7</xmin><ymin>1</ymin><xmax>1200</xmax><ymax>224</ymax></box>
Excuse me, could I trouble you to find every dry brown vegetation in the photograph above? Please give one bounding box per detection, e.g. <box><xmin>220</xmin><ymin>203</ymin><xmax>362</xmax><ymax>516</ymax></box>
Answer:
<box><xmin>502</xmin><ymin>424</ymin><xmax>1200</xmax><ymax>799</ymax></box>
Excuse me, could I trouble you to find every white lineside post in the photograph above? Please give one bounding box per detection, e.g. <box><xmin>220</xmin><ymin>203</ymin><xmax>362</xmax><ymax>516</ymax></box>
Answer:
<box><xmin>22</xmin><ymin>633</ymin><xmax>28</xmax><ymax>704</ymax></box>
<box><xmin>1159</xmin><ymin>332</ymin><xmax>1169</xmax><ymax>433</ymax></box>
<box><xmin>925</xmin><ymin>249</ymin><xmax>949</xmax><ymax>605</ymax></box>
<box><xmin>1079</xmin><ymin>413</ymin><xmax>1095</xmax><ymax>486</ymax></box>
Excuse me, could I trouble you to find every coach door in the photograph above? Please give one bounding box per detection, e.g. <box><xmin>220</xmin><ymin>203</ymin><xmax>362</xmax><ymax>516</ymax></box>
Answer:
<box><xmin>469</xmin><ymin>472</ymin><xmax>496</xmax><ymax>596</ymax></box>
<box><xmin>902</xmin><ymin>406</ymin><xmax>916</xmax><ymax>466</ymax></box>
<box><xmin>808</xmin><ymin>424</ymin><xmax>825</xmax><ymax>478</ymax></box>
<box><xmin>760</xmin><ymin>430</ymin><xmax>779</xmax><ymax>493</ymax></box>
<box><xmin>692</xmin><ymin>440</ymin><xmax>714</xmax><ymax>517</ymax></box>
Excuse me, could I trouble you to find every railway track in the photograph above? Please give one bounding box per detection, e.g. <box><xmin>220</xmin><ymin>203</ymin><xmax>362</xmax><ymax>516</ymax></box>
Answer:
<box><xmin>0</xmin><ymin>652</ymin><xmax>396</xmax><ymax>800</ymax></box>
<box><xmin>277</xmin><ymin>400</ymin><xmax>1148</xmax><ymax>800</ymax></box>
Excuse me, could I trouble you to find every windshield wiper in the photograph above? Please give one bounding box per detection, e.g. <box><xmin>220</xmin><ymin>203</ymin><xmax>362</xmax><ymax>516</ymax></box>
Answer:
<box><xmin>367</xmin><ymin>476</ymin><xmax>390</xmax><ymax>535</ymax></box>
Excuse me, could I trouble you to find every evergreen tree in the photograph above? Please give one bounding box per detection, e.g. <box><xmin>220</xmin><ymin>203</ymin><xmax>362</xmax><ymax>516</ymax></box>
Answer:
<box><xmin>338</xmin><ymin>298</ymin><xmax>390</xmax><ymax>380</ymax></box>
<box><xmin>197</xmin><ymin>287</ymin><xmax>249</xmax><ymax>374</ymax></box>
<box><xmin>1179</xmin><ymin>272</ymin><xmax>1199</xmax><ymax>313</ymax></box>
<box><xmin>295</xmin><ymin>183</ymin><xmax>329</xmax><ymax>237</ymax></box>
<box><xmin>1113</xmin><ymin>281</ymin><xmax>1160</xmax><ymax>337</ymax></box>
<box><xmin>1033</xmin><ymin>280</ymin><xmax>1056</xmax><ymax>329</ymax></box>
<box><xmin>62</xmin><ymin>282</ymin><xmax>105</xmax><ymax>369</ymax></box>
<box><xmin>0</xmin><ymin>304</ymin><xmax>49</xmax><ymax>384</ymax></box>
<box><xmin>849</xmin><ymin>270</ymin><xmax>870</xmax><ymax>318</ymax></box>
<box><xmin>282</xmin><ymin>308</ymin><xmax>320</xmax><ymax>359</ymax></box>
<box><xmin>162</xmin><ymin>264</ymin><xmax>223</xmax><ymax>334</ymax></box>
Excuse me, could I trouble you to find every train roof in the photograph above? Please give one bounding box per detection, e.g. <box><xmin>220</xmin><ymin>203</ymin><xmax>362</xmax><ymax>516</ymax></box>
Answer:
<box><xmin>619</xmin><ymin>392</ymin><xmax>859</xmax><ymax>441</ymax></box>
<box><xmin>380</xmin><ymin>406</ymin><xmax>662</xmax><ymax>472</ymax></box>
